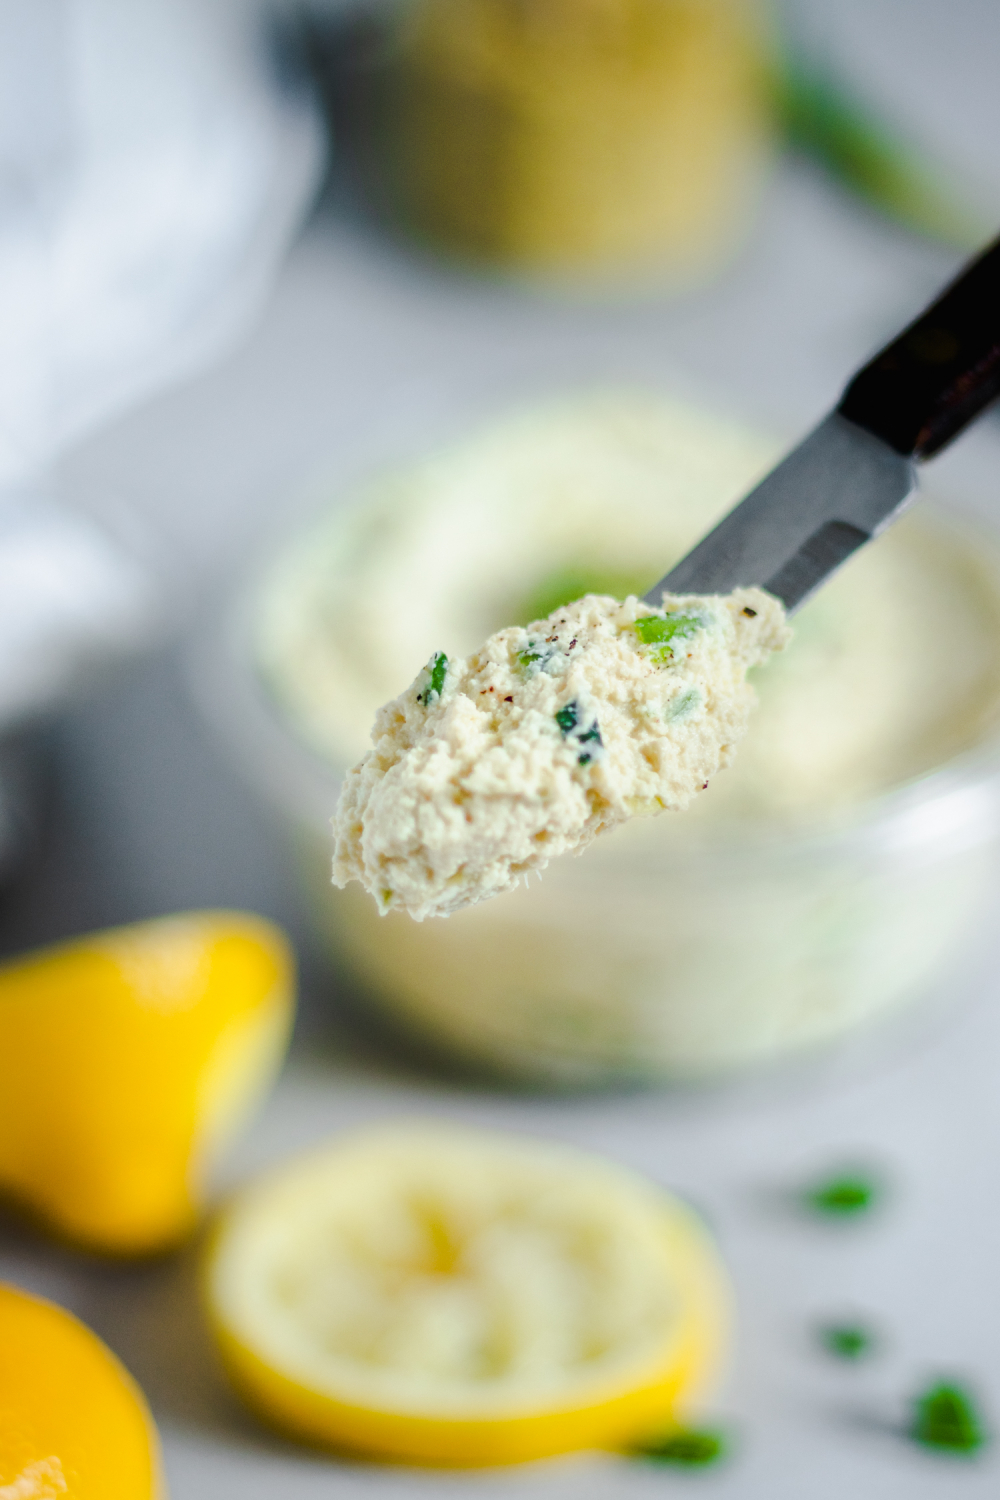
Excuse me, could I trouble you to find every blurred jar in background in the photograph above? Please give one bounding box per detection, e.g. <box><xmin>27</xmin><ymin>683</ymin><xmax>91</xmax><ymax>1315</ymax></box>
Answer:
<box><xmin>382</xmin><ymin>0</ymin><xmax>775</xmax><ymax>279</ymax></box>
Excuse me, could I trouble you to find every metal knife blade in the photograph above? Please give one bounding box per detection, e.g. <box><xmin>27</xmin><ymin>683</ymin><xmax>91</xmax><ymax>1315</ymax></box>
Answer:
<box><xmin>643</xmin><ymin>233</ymin><xmax>1000</xmax><ymax>614</ymax></box>
<box><xmin>644</xmin><ymin>412</ymin><xmax>916</xmax><ymax>613</ymax></box>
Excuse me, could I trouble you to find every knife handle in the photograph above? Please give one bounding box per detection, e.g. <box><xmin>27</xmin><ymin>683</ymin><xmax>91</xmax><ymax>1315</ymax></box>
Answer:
<box><xmin>837</xmin><ymin>235</ymin><xmax>1000</xmax><ymax>460</ymax></box>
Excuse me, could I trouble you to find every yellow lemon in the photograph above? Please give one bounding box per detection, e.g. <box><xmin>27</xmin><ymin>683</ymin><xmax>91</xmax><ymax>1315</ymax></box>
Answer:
<box><xmin>0</xmin><ymin>1281</ymin><xmax>167</xmax><ymax>1498</ymax></box>
<box><xmin>205</xmin><ymin>1122</ymin><xmax>730</xmax><ymax>1466</ymax></box>
<box><xmin>0</xmin><ymin>911</ymin><xmax>294</xmax><ymax>1256</ymax></box>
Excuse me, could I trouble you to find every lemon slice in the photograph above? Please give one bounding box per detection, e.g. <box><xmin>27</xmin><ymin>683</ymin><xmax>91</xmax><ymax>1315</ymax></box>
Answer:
<box><xmin>205</xmin><ymin>1122</ymin><xmax>730</xmax><ymax>1465</ymax></box>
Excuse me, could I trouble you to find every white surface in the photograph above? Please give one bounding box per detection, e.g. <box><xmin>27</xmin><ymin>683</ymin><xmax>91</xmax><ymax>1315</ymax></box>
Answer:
<box><xmin>3</xmin><ymin>3</ymin><xmax>1000</xmax><ymax>1492</ymax></box>
<box><xmin>0</xmin><ymin>0</ymin><xmax>322</xmax><ymax>485</ymax></box>
<box><xmin>0</xmin><ymin>0</ymin><xmax>322</xmax><ymax>731</ymax></box>
<box><xmin>5</xmin><ymin>955</ymin><xmax>1000</xmax><ymax>1498</ymax></box>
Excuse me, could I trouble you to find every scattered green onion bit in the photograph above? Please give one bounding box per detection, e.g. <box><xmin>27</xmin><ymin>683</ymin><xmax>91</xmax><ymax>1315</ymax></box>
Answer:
<box><xmin>633</xmin><ymin>1428</ymin><xmax>726</xmax><ymax>1467</ymax></box>
<box><xmin>554</xmin><ymin>700</ymin><xmax>603</xmax><ymax>765</ymax></box>
<box><xmin>576</xmin><ymin>730</ymin><xmax>602</xmax><ymax>765</ymax></box>
<box><xmin>665</xmin><ymin>686</ymin><xmax>702</xmax><ymax>723</ymax></box>
<box><xmin>818</xmin><ymin>1322</ymin><xmax>875</xmax><ymax>1361</ymax></box>
<box><xmin>803</xmin><ymin>1171</ymin><xmax>880</xmax><ymax>1217</ymax></box>
<box><xmin>912</xmin><ymin>1382</ymin><xmax>986</xmax><ymax>1455</ymax></box>
<box><xmin>417</xmin><ymin>651</ymin><xmax>448</xmax><ymax>704</ymax></box>
<box><xmin>517</xmin><ymin>637</ymin><xmax>564</xmax><ymax>675</ymax></box>
<box><xmin>634</xmin><ymin>611</ymin><xmax>703</xmax><ymax>663</ymax></box>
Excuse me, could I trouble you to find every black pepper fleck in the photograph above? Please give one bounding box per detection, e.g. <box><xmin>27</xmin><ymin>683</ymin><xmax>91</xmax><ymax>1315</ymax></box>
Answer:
<box><xmin>742</xmin><ymin>606</ymin><xmax>758</xmax><ymax>617</ymax></box>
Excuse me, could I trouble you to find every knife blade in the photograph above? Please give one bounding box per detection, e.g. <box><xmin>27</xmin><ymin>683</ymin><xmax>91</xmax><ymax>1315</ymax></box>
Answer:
<box><xmin>646</xmin><ymin>234</ymin><xmax>1000</xmax><ymax>613</ymax></box>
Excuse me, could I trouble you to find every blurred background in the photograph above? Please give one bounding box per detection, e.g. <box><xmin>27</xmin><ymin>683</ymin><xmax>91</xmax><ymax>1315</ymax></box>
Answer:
<box><xmin>2</xmin><ymin>1</ymin><xmax>1000</xmax><ymax>1495</ymax></box>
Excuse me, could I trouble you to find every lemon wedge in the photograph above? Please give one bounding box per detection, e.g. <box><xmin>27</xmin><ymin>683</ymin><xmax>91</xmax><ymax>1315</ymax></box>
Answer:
<box><xmin>0</xmin><ymin>911</ymin><xmax>294</xmax><ymax>1255</ymax></box>
<box><xmin>205</xmin><ymin>1123</ymin><xmax>730</xmax><ymax>1465</ymax></box>
<box><xmin>0</xmin><ymin>1282</ymin><xmax>166</xmax><ymax>1498</ymax></box>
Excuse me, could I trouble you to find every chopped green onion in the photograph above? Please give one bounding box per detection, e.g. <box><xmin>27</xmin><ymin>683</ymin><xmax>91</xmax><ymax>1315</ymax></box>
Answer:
<box><xmin>818</xmin><ymin>1322</ymin><xmax>875</xmax><ymax>1361</ymax></box>
<box><xmin>429</xmin><ymin>652</ymin><xmax>448</xmax><ymax>696</ymax></box>
<box><xmin>803</xmin><ymin>1172</ymin><xmax>879</xmax><ymax>1217</ymax></box>
<box><xmin>576</xmin><ymin>724</ymin><xmax>602</xmax><ymax>766</ymax></box>
<box><xmin>912</xmin><ymin>1383</ymin><xmax>986</xmax><ymax>1454</ymax></box>
<box><xmin>417</xmin><ymin>651</ymin><xmax>448</xmax><ymax>704</ymax></box>
<box><xmin>555</xmin><ymin>700</ymin><xmax>603</xmax><ymax>765</ymax></box>
<box><xmin>517</xmin><ymin>636</ymin><xmax>564</xmax><ymax>675</ymax></box>
<box><xmin>633</xmin><ymin>1428</ymin><xmax>726</xmax><ymax>1466</ymax></box>
<box><xmin>634</xmin><ymin>612</ymin><xmax>702</xmax><ymax>645</ymax></box>
<box><xmin>665</xmin><ymin>687</ymin><xmax>702</xmax><ymax>723</ymax></box>
<box><xmin>634</xmin><ymin>612</ymin><xmax>703</xmax><ymax>663</ymax></box>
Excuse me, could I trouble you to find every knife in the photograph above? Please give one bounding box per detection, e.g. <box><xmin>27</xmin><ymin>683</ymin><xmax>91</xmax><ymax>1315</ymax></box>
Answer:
<box><xmin>646</xmin><ymin>236</ymin><xmax>1000</xmax><ymax>613</ymax></box>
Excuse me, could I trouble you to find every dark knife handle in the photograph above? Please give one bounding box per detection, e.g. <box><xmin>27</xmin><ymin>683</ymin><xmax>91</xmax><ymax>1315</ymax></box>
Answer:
<box><xmin>837</xmin><ymin>235</ymin><xmax>1000</xmax><ymax>460</ymax></box>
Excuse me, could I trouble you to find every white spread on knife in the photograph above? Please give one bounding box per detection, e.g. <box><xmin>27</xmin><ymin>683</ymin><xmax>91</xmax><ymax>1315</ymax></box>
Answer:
<box><xmin>332</xmin><ymin>588</ymin><xmax>790</xmax><ymax>920</ymax></box>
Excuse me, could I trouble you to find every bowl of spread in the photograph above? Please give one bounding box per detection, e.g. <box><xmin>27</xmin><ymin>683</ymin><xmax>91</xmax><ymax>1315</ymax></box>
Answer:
<box><xmin>195</xmin><ymin>391</ymin><xmax>1000</xmax><ymax>1083</ymax></box>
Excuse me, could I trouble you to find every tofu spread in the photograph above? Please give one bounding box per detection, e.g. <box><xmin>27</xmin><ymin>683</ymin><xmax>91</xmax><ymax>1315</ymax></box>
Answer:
<box><xmin>332</xmin><ymin>587</ymin><xmax>789</xmax><ymax>920</ymax></box>
<box><xmin>253</xmin><ymin>393</ymin><xmax>1000</xmax><ymax>1078</ymax></box>
<box><xmin>257</xmin><ymin>393</ymin><xmax>1000</xmax><ymax>827</ymax></box>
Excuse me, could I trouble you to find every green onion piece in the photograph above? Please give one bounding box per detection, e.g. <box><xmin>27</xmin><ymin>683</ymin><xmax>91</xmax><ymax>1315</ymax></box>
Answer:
<box><xmin>417</xmin><ymin>651</ymin><xmax>448</xmax><ymax>704</ymax></box>
<box><xmin>633</xmin><ymin>1428</ymin><xmax>726</xmax><ymax>1467</ymax></box>
<box><xmin>576</xmin><ymin>724</ymin><xmax>602</xmax><ymax>762</ymax></box>
<box><xmin>429</xmin><ymin>652</ymin><xmax>448</xmax><ymax>696</ymax></box>
<box><xmin>912</xmin><ymin>1383</ymin><xmax>986</xmax><ymax>1454</ymax></box>
<box><xmin>554</xmin><ymin>703</ymin><xmax>578</xmax><ymax>735</ymax></box>
<box><xmin>803</xmin><ymin>1173</ymin><xmax>879</xmax><ymax>1217</ymax></box>
<box><xmin>555</xmin><ymin>701</ymin><xmax>603</xmax><ymax>765</ymax></box>
<box><xmin>665</xmin><ymin>687</ymin><xmax>702</xmax><ymax>723</ymax></box>
<box><xmin>776</xmin><ymin>55</ymin><xmax>986</xmax><ymax>251</ymax></box>
<box><xmin>518</xmin><ymin>647</ymin><xmax>543</xmax><ymax>669</ymax></box>
<box><xmin>818</xmin><ymin>1323</ymin><xmax>875</xmax><ymax>1361</ymax></box>
<box><xmin>634</xmin><ymin>612</ymin><xmax>702</xmax><ymax>645</ymax></box>
<box><xmin>634</xmin><ymin>612</ymin><xmax>703</xmax><ymax>663</ymax></box>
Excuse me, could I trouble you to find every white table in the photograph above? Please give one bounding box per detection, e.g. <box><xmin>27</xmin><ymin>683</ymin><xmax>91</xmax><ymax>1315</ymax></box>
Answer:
<box><xmin>4</xmin><ymin>3</ymin><xmax>1000</xmax><ymax>1492</ymax></box>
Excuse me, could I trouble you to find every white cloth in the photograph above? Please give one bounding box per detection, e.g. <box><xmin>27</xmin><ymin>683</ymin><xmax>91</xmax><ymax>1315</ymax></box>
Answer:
<box><xmin>0</xmin><ymin>0</ymin><xmax>325</xmax><ymax>726</ymax></box>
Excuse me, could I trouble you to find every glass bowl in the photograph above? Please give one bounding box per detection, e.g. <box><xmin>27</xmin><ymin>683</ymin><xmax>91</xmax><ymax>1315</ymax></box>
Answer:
<box><xmin>193</xmin><ymin>592</ymin><xmax>1000</xmax><ymax>1085</ymax></box>
<box><xmin>189</xmin><ymin>400</ymin><xmax>1000</xmax><ymax>1087</ymax></box>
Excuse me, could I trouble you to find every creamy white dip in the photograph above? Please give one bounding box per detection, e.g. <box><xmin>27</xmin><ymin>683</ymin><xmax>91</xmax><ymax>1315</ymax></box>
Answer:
<box><xmin>258</xmin><ymin>393</ymin><xmax>1000</xmax><ymax>825</ymax></box>
<box><xmin>332</xmin><ymin>588</ymin><xmax>788</xmax><ymax>919</ymax></box>
<box><xmin>253</xmin><ymin>393</ymin><xmax>1000</xmax><ymax>1079</ymax></box>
